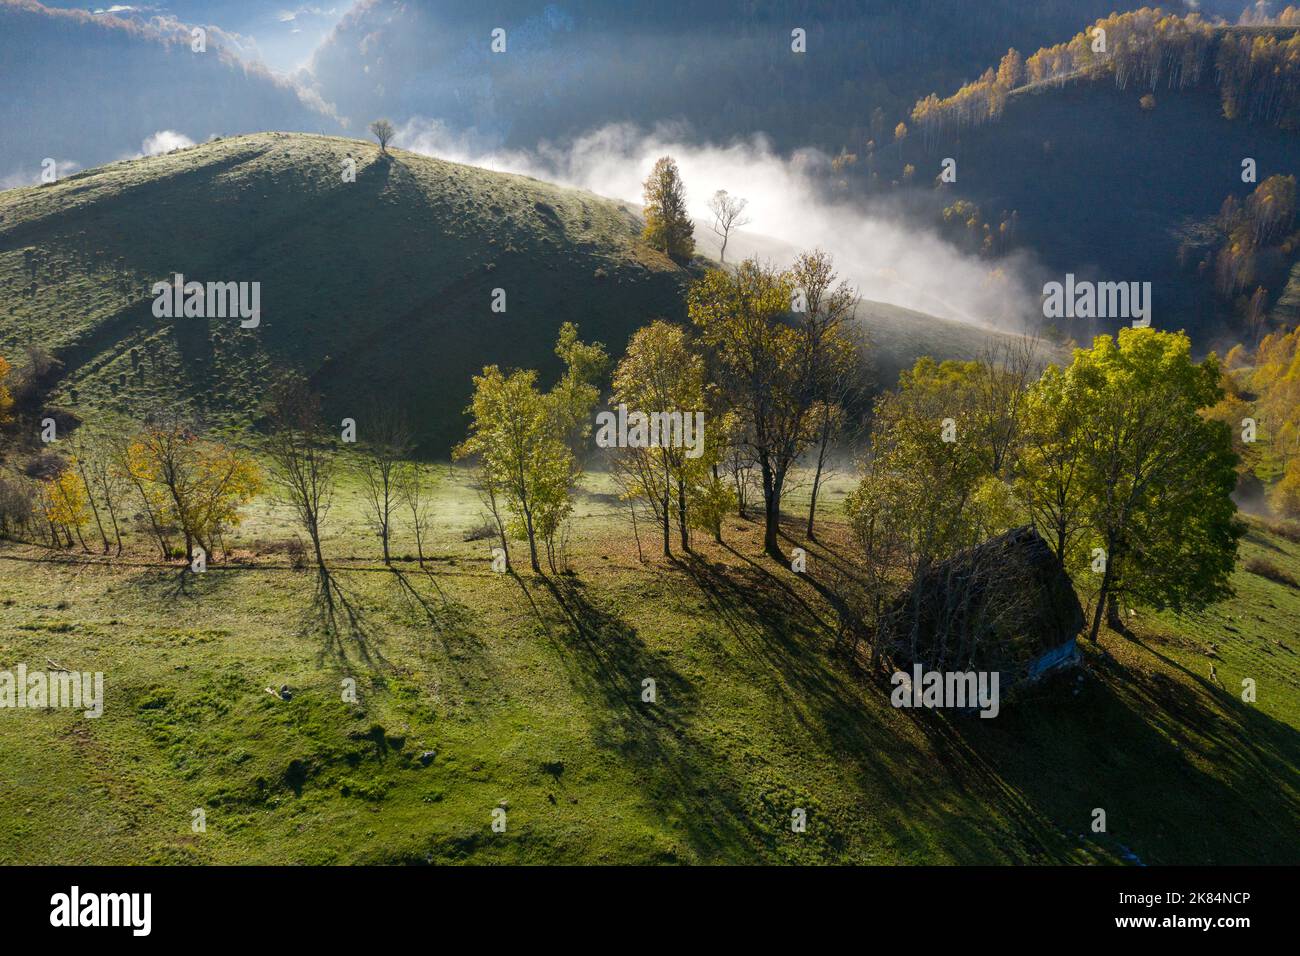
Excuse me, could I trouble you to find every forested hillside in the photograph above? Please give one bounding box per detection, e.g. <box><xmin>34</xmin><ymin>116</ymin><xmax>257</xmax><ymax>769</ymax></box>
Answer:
<box><xmin>881</xmin><ymin>8</ymin><xmax>1300</xmax><ymax>345</ymax></box>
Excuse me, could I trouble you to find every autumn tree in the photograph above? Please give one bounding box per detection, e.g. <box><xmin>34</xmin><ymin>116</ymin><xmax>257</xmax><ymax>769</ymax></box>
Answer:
<box><xmin>848</xmin><ymin>357</ymin><xmax>1017</xmax><ymax>569</ymax></box>
<box><xmin>0</xmin><ymin>354</ymin><xmax>13</xmax><ymax>427</ymax></box>
<box><xmin>996</xmin><ymin>48</ymin><xmax>1025</xmax><ymax>88</ymax></box>
<box><xmin>846</xmin><ymin>357</ymin><xmax>1021</xmax><ymax>661</ymax></box>
<box><xmin>690</xmin><ymin>256</ymin><xmax>854</xmax><ymax>559</ymax></box>
<box><xmin>65</xmin><ymin>428</ymin><xmax>124</xmax><ymax>555</ymax></box>
<box><xmin>1225</xmin><ymin>324</ymin><xmax>1300</xmax><ymax>517</ymax></box>
<box><xmin>42</xmin><ymin>464</ymin><xmax>91</xmax><ymax>550</ymax></box>
<box><xmin>608</xmin><ymin>320</ymin><xmax>714</xmax><ymax>556</ymax></box>
<box><xmin>1016</xmin><ymin>364</ymin><xmax>1087</xmax><ymax>567</ymax></box>
<box><xmin>550</xmin><ymin>321</ymin><xmax>611</xmax><ymax>463</ymax></box>
<box><xmin>642</xmin><ymin>156</ymin><xmax>695</xmax><ymax>261</ymax></box>
<box><xmin>124</xmin><ymin>415</ymin><xmax>262</xmax><ymax>563</ymax></box>
<box><xmin>790</xmin><ymin>250</ymin><xmax>862</xmax><ymax>539</ymax></box>
<box><xmin>455</xmin><ymin>324</ymin><xmax>606</xmax><ymax>573</ymax></box>
<box><xmin>456</xmin><ymin>370</ymin><xmax>558</xmax><ymax>574</ymax></box>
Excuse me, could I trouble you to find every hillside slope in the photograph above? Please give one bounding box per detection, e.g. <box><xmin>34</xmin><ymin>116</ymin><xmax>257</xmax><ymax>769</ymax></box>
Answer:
<box><xmin>0</xmin><ymin>132</ymin><xmax>1031</xmax><ymax>450</ymax></box>
<box><xmin>0</xmin><ymin>133</ymin><xmax>693</xmax><ymax>452</ymax></box>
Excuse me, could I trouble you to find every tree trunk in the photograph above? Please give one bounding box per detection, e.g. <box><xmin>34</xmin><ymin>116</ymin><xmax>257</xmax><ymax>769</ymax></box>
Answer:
<box><xmin>412</xmin><ymin>517</ymin><xmax>424</xmax><ymax>566</ymax></box>
<box><xmin>661</xmin><ymin>498</ymin><xmax>671</xmax><ymax>557</ymax></box>
<box><xmin>762</xmin><ymin>462</ymin><xmax>784</xmax><ymax>560</ymax></box>
<box><xmin>1106</xmin><ymin>593</ymin><xmax>1126</xmax><ymax>633</ymax></box>
<box><xmin>77</xmin><ymin>461</ymin><xmax>109</xmax><ymax>553</ymax></box>
<box><xmin>522</xmin><ymin>511</ymin><xmax>541</xmax><ymax>574</ymax></box>
<box><xmin>807</xmin><ymin>416</ymin><xmax>832</xmax><ymax>540</ymax></box>
<box><xmin>630</xmin><ymin>502</ymin><xmax>644</xmax><ymax>563</ymax></box>
<box><xmin>677</xmin><ymin>479</ymin><xmax>690</xmax><ymax>553</ymax></box>
<box><xmin>1088</xmin><ymin>559</ymin><xmax>1114</xmax><ymax>643</ymax></box>
<box><xmin>486</xmin><ymin>484</ymin><xmax>511</xmax><ymax>573</ymax></box>
<box><xmin>102</xmin><ymin>486</ymin><xmax>123</xmax><ymax>556</ymax></box>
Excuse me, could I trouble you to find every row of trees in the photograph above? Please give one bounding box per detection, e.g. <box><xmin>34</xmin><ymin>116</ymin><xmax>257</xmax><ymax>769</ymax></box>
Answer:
<box><xmin>450</xmin><ymin>264</ymin><xmax>1242</xmax><ymax>660</ymax></box>
<box><xmin>454</xmin><ymin>251</ymin><xmax>864</xmax><ymax>569</ymax></box>
<box><xmin>910</xmin><ymin>8</ymin><xmax>1300</xmax><ymax>149</ymax></box>
<box><xmin>0</xmin><ymin>272</ymin><xmax>1252</xmax><ymax>660</ymax></box>
<box><xmin>1218</xmin><ymin>324</ymin><xmax>1300</xmax><ymax>517</ymax></box>
<box><xmin>8</xmin><ymin>416</ymin><xmax>263</xmax><ymax>561</ymax></box>
<box><xmin>0</xmin><ymin>357</ymin><xmax>439</xmax><ymax>606</ymax></box>
<box><xmin>1217</xmin><ymin>29</ymin><xmax>1300</xmax><ymax>124</ymax></box>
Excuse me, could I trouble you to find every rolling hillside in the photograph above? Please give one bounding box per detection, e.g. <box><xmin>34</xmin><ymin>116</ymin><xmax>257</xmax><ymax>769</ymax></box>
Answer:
<box><xmin>0</xmin><ymin>133</ymin><xmax>692</xmax><ymax>453</ymax></box>
<box><xmin>0</xmin><ymin>132</ymin><xmax>1030</xmax><ymax>452</ymax></box>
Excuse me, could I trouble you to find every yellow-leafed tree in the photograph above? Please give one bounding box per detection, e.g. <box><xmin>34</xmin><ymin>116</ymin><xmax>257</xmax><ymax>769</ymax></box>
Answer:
<box><xmin>42</xmin><ymin>465</ymin><xmax>91</xmax><ymax>550</ymax></box>
<box><xmin>125</xmin><ymin>421</ymin><xmax>262</xmax><ymax>561</ymax></box>
<box><xmin>0</xmin><ymin>354</ymin><xmax>13</xmax><ymax>426</ymax></box>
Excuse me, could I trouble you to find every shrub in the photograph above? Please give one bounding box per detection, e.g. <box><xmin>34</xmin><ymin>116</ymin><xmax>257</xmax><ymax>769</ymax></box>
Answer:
<box><xmin>1245</xmin><ymin>556</ymin><xmax>1299</xmax><ymax>588</ymax></box>
<box><xmin>462</xmin><ymin>518</ymin><xmax>498</xmax><ymax>542</ymax></box>
<box><xmin>0</xmin><ymin>477</ymin><xmax>36</xmax><ymax>536</ymax></box>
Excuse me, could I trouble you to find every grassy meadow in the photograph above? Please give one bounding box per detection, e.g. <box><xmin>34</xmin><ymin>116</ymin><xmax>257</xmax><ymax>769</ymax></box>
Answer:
<box><xmin>1</xmin><ymin>462</ymin><xmax>1296</xmax><ymax>866</ymax></box>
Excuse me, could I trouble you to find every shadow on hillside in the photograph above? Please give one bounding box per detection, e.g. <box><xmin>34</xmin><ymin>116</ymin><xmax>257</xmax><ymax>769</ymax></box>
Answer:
<box><xmin>777</xmin><ymin>519</ymin><xmax>868</xmax><ymax>583</ymax></box>
<box><xmin>122</xmin><ymin>561</ymin><xmax>242</xmax><ymax>604</ymax></box>
<box><xmin>925</xmin><ymin>637</ymin><xmax>1300</xmax><ymax>864</ymax></box>
<box><xmin>308</xmin><ymin>567</ymin><xmax>388</xmax><ymax>670</ymax></box>
<box><xmin>388</xmin><ymin>567</ymin><xmax>499</xmax><ymax>698</ymax></box>
<box><xmin>672</xmin><ymin>552</ymin><xmax>1052</xmax><ymax>862</ymax></box>
<box><xmin>520</xmin><ymin>573</ymin><xmax>776</xmax><ymax>861</ymax></box>
<box><xmin>1244</xmin><ymin>527</ymin><xmax>1292</xmax><ymax>555</ymax></box>
<box><xmin>687</xmin><ymin>530</ymin><xmax>1300</xmax><ymax>863</ymax></box>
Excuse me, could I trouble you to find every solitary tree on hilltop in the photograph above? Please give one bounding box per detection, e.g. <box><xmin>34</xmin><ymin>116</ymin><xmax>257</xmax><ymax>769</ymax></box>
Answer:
<box><xmin>370</xmin><ymin>119</ymin><xmax>395</xmax><ymax>154</ymax></box>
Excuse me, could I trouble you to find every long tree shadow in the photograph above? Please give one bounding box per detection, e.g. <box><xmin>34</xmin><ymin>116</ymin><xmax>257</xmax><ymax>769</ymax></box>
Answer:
<box><xmin>388</xmin><ymin>566</ymin><xmax>499</xmax><ymax>698</ymax></box>
<box><xmin>306</xmin><ymin>565</ymin><xmax>389</xmax><ymax>670</ymax></box>
<box><xmin>521</xmin><ymin>573</ymin><xmax>777</xmax><ymax>860</ymax></box>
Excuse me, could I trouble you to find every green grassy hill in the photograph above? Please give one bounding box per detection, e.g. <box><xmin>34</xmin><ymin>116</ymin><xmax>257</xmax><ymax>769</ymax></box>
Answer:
<box><xmin>0</xmin><ymin>131</ymin><xmax>1031</xmax><ymax>451</ymax></box>
<box><xmin>0</xmin><ymin>469</ymin><xmax>1296</xmax><ymax>865</ymax></box>
<box><xmin>0</xmin><ymin>132</ymin><xmax>691</xmax><ymax>454</ymax></box>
